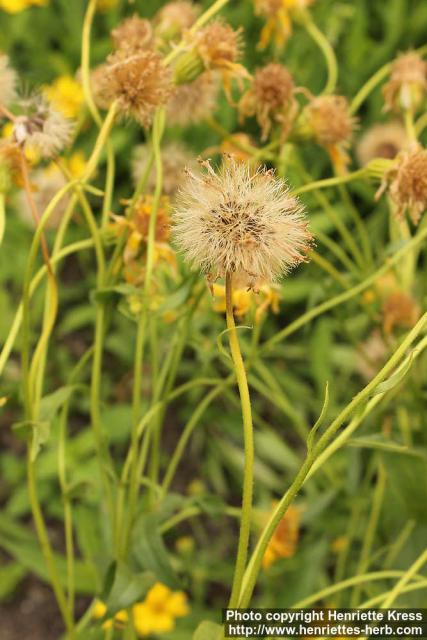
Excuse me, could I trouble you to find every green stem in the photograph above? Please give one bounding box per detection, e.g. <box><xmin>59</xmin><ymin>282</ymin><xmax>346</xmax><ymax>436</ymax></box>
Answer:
<box><xmin>309</xmin><ymin>250</ymin><xmax>349</xmax><ymax>288</ymax></box>
<box><xmin>303</xmin><ymin>18</ymin><xmax>338</xmax><ymax>94</ymax></box>
<box><xmin>225</xmin><ymin>272</ymin><xmax>255</xmax><ymax>609</ymax></box>
<box><xmin>261</xmin><ymin>221</ymin><xmax>427</xmax><ymax>353</ymax></box>
<box><xmin>238</xmin><ymin>313</ymin><xmax>427</xmax><ymax>607</ymax></box>
<box><xmin>293</xmin><ymin>168</ymin><xmax>368</xmax><ymax>196</ymax></box>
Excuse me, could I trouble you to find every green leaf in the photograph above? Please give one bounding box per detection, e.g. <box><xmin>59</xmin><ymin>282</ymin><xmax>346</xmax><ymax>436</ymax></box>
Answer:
<box><xmin>12</xmin><ymin>420</ymin><xmax>50</xmax><ymax>461</ymax></box>
<box><xmin>372</xmin><ymin>352</ymin><xmax>415</xmax><ymax>396</ymax></box>
<box><xmin>39</xmin><ymin>385</ymin><xmax>81</xmax><ymax>423</ymax></box>
<box><xmin>193</xmin><ymin>494</ymin><xmax>226</xmax><ymax>516</ymax></box>
<box><xmin>132</xmin><ymin>513</ymin><xmax>179</xmax><ymax>588</ymax></box>
<box><xmin>193</xmin><ymin>621</ymin><xmax>223</xmax><ymax>640</ymax></box>
<box><xmin>0</xmin><ymin>562</ymin><xmax>26</xmax><ymax>600</ymax></box>
<box><xmin>347</xmin><ymin>436</ymin><xmax>424</xmax><ymax>456</ymax></box>
<box><xmin>104</xmin><ymin>563</ymin><xmax>156</xmax><ymax>614</ymax></box>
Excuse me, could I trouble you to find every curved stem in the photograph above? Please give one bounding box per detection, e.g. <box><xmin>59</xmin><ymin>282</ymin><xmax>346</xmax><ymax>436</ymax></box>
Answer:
<box><xmin>304</xmin><ymin>18</ymin><xmax>338</xmax><ymax>95</ymax></box>
<box><xmin>293</xmin><ymin>168</ymin><xmax>367</xmax><ymax>196</ymax></box>
<box><xmin>225</xmin><ymin>272</ymin><xmax>255</xmax><ymax>609</ymax></box>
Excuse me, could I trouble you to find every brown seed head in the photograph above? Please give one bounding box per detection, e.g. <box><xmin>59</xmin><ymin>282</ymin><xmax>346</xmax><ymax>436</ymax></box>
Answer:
<box><xmin>104</xmin><ymin>50</ymin><xmax>173</xmax><ymax>127</ymax></box>
<box><xmin>111</xmin><ymin>15</ymin><xmax>154</xmax><ymax>54</ymax></box>
<box><xmin>240</xmin><ymin>63</ymin><xmax>295</xmax><ymax>139</ymax></box>
<box><xmin>305</xmin><ymin>95</ymin><xmax>355</xmax><ymax>146</ymax></box>
<box><xmin>383</xmin><ymin>52</ymin><xmax>427</xmax><ymax>112</ymax></box>
<box><xmin>194</xmin><ymin>20</ymin><xmax>243</xmax><ymax>70</ymax></box>
<box><xmin>388</xmin><ymin>147</ymin><xmax>427</xmax><ymax>224</ymax></box>
<box><xmin>154</xmin><ymin>1</ymin><xmax>200</xmax><ymax>39</ymax></box>
<box><xmin>166</xmin><ymin>71</ymin><xmax>219</xmax><ymax>126</ymax></box>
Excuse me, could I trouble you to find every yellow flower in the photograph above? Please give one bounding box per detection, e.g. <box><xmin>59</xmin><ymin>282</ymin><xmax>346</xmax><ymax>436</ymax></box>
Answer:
<box><xmin>212</xmin><ymin>283</ymin><xmax>281</xmax><ymax>323</ymax></box>
<box><xmin>262</xmin><ymin>504</ymin><xmax>300</xmax><ymax>569</ymax></box>
<box><xmin>92</xmin><ymin>600</ymin><xmax>128</xmax><ymax>630</ymax></box>
<box><xmin>0</xmin><ymin>0</ymin><xmax>47</xmax><ymax>13</ymax></box>
<box><xmin>132</xmin><ymin>582</ymin><xmax>189</xmax><ymax>637</ymax></box>
<box><xmin>44</xmin><ymin>75</ymin><xmax>84</xmax><ymax>119</ymax></box>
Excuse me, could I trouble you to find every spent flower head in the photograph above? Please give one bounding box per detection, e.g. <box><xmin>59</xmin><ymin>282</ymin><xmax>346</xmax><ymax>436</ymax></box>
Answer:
<box><xmin>154</xmin><ymin>1</ymin><xmax>200</xmax><ymax>43</ymax></box>
<box><xmin>13</xmin><ymin>95</ymin><xmax>73</xmax><ymax>158</ymax></box>
<box><xmin>356</xmin><ymin>121</ymin><xmax>407</xmax><ymax>167</ymax></box>
<box><xmin>132</xmin><ymin>141</ymin><xmax>197</xmax><ymax>197</ymax></box>
<box><xmin>377</xmin><ymin>145</ymin><xmax>427</xmax><ymax>225</ymax></box>
<box><xmin>173</xmin><ymin>156</ymin><xmax>312</xmax><ymax>290</ymax></box>
<box><xmin>239</xmin><ymin>62</ymin><xmax>296</xmax><ymax>140</ymax></box>
<box><xmin>111</xmin><ymin>15</ymin><xmax>154</xmax><ymax>54</ymax></box>
<box><xmin>383</xmin><ymin>52</ymin><xmax>427</xmax><ymax>113</ymax></box>
<box><xmin>166</xmin><ymin>71</ymin><xmax>219</xmax><ymax>126</ymax></box>
<box><xmin>103</xmin><ymin>49</ymin><xmax>173</xmax><ymax>128</ymax></box>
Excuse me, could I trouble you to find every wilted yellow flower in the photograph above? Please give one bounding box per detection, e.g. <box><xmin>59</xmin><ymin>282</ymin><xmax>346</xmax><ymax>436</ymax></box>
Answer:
<box><xmin>254</xmin><ymin>0</ymin><xmax>314</xmax><ymax>50</ymax></box>
<box><xmin>212</xmin><ymin>283</ymin><xmax>281</xmax><ymax>323</ymax></box>
<box><xmin>3</xmin><ymin>121</ymin><xmax>40</xmax><ymax>165</ymax></box>
<box><xmin>262</xmin><ymin>504</ymin><xmax>300</xmax><ymax>569</ymax></box>
<box><xmin>44</xmin><ymin>75</ymin><xmax>84</xmax><ymax>119</ymax></box>
<box><xmin>0</xmin><ymin>0</ymin><xmax>47</xmax><ymax>13</ymax></box>
<box><xmin>132</xmin><ymin>582</ymin><xmax>189</xmax><ymax>637</ymax></box>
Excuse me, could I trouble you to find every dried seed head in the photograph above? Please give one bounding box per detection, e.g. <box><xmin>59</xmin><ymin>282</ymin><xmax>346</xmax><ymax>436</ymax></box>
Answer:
<box><xmin>0</xmin><ymin>54</ymin><xmax>17</xmax><ymax>108</ymax></box>
<box><xmin>111</xmin><ymin>15</ymin><xmax>154</xmax><ymax>54</ymax></box>
<box><xmin>13</xmin><ymin>96</ymin><xmax>73</xmax><ymax>158</ymax></box>
<box><xmin>383</xmin><ymin>52</ymin><xmax>427</xmax><ymax>112</ymax></box>
<box><xmin>239</xmin><ymin>63</ymin><xmax>295</xmax><ymax>140</ymax></box>
<box><xmin>386</xmin><ymin>147</ymin><xmax>427</xmax><ymax>225</ymax></box>
<box><xmin>173</xmin><ymin>156</ymin><xmax>312</xmax><ymax>289</ymax></box>
<box><xmin>103</xmin><ymin>50</ymin><xmax>173</xmax><ymax>128</ymax></box>
<box><xmin>132</xmin><ymin>142</ymin><xmax>198</xmax><ymax>197</ymax></box>
<box><xmin>166</xmin><ymin>71</ymin><xmax>219</xmax><ymax>126</ymax></box>
<box><xmin>89</xmin><ymin>64</ymin><xmax>113</xmax><ymax>111</ymax></box>
<box><xmin>154</xmin><ymin>1</ymin><xmax>200</xmax><ymax>41</ymax></box>
<box><xmin>195</xmin><ymin>20</ymin><xmax>242</xmax><ymax>69</ymax></box>
<box><xmin>356</xmin><ymin>121</ymin><xmax>407</xmax><ymax>166</ymax></box>
<box><xmin>304</xmin><ymin>95</ymin><xmax>355</xmax><ymax>146</ymax></box>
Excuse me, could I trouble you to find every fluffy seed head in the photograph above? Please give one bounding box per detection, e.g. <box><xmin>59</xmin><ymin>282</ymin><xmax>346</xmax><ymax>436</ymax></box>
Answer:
<box><xmin>387</xmin><ymin>147</ymin><xmax>427</xmax><ymax>224</ymax></box>
<box><xmin>132</xmin><ymin>142</ymin><xmax>198</xmax><ymax>197</ymax></box>
<box><xmin>166</xmin><ymin>71</ymin><xmax>219</xmax><ymax>126</ymax></box>
<box><xmin>111</xmin><ymin>15</ymin><xmax>154</xmax><ymax>54</ymax></box>
<box><xmin>239</xmin><ymin>63</ymin><xmax>295</xmax><ymax>140</ymax></box>
<box><xmin>0</xmin><ymin>53</ymin><xmax>18</xmax><ymax>108</ymax></box>
<box><xmin>103</xmin><ymin>50</ymin><xmax>173</xmax><ymax>128</ymax></box>
<box><xmin>304</xmin><ymin>95</ymin><xmax>355</xmax><ymax>146</ymax></box>
<box><xmin>356</xmin><ymin>121</ymin><xmax>407</xmax><ymax>166</ymax></box>
<box><xmin>383</xmin><ymin>52</ymin><xmax>427</xmax><ymax>112</ymax></box>
<box><xmin>13</xmin><ymin>96</ymin><xmax>73</xmax><ymax>158</ymax></box>
<box><xmin>18</xmin><ymin>164</ymin><xmax>70</xmax><ymax>229</ymax></box>
<box><xmin>173</xmin><ymin>157</ymin><xmax>312</xmax><ymax>289</ymax></box>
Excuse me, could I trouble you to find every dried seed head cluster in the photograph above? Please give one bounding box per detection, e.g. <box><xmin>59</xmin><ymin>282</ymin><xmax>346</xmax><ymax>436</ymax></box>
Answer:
<box><xmin>383</xmin><ymin>52</ymin><xmax>427</xmax><ymax>112</ymax></box>
<box><xmin>132</xmin><ymin>142</ymin><xmax>197</xmax><ymax>197</ymax></box>
<box><xmin>111</xmin><ymin>15</ymin><xmax>154</xmax><ymax>54</ymax></box>
<box><xmin>356</xmin><ymin>121</ymin><xmax>407</xmax><ymax>166</ymax></box>
<box><xmin>0</xmin><ymin>53</ymin><xmax>17</xmax><ymax>108</ymax></box>
<box><xmin>173</xmin><ymin>157</ymin><xmax>312</xmax><ymax>289</ymax></box>
<box><xmin>154</xmin><ymin>1</ymin><xmax>200</xmax><ymax>41</ymax></box>
<box><xmin>166</xmin><ymin>71</ymin><xmax>219</xmax><ymax>126</ymax></box>
<box><xmin>195</xmin><ymin>20</ymin><xmax>242</xmax><ymax>70</ymax></box>
<box><xmin>103</xmin><ymin>50</ymin><xmax>173</xmax><ymax>128</ymax></box>
<box><xmin>13</xmin><ymin>96</ymin><xmax>73</xmax><ymax>158</ymax></box>
<box><xmin>304</xmin><ymin>95</ymin><xmax>355</xmax><ymax>146</ymax></box>
<box><xmin>384</xmin><ymin>146</ymin><xmax>427</xmax><ymax>224</ymax></box>
<box><xmin>239</xmin><ymin>63</ymin><xmax>296</xmax><ymax>140</ymax></box>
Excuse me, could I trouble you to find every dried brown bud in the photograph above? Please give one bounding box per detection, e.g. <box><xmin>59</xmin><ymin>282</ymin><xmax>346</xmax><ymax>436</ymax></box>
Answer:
<box><xmin>383</xmin><ymin>52</ymin><xmax>427</xmax><ymax>112</ymax></box>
